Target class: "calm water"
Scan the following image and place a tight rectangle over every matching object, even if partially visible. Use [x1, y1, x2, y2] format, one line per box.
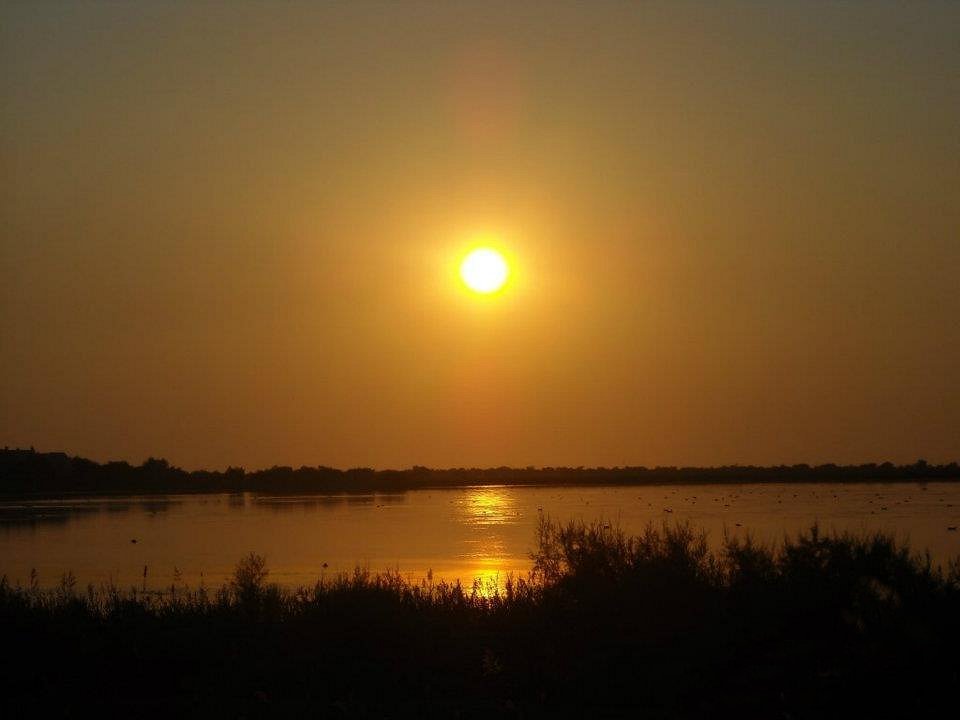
[2, 483, 959, 590]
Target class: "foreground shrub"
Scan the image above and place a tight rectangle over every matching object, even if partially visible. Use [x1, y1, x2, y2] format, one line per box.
[1, 520, 958, 718]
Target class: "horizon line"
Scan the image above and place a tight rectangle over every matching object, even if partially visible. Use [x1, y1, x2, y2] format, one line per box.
[4, 446, 956, 477]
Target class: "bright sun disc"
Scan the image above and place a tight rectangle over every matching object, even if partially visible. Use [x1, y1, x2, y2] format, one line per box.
[460, 248, 509, 293]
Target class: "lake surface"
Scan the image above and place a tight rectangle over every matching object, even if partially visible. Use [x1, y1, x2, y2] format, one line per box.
[2, 483, 959, 590]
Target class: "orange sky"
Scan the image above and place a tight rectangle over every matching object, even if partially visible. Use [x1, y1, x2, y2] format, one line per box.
[2, 1, 958, 470]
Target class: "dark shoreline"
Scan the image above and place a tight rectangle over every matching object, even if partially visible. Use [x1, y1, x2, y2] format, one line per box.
[3, 518, 958, 717]
[2, 447, 958, 497]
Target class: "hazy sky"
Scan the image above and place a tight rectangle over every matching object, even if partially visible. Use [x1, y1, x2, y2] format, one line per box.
[2, 1, 958, 470]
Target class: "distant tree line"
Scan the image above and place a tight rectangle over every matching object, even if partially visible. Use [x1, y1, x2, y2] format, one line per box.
[1, 447, 957, 496]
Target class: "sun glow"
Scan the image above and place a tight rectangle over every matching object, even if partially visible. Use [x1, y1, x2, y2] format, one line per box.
[460, 248, 509, 294]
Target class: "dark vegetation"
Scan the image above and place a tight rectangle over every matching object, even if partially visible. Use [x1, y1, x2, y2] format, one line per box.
[2, 446, 958, 496]
[2, 519, 958, 718]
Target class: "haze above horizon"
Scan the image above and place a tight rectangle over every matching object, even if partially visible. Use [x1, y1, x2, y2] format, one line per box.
[2, 1, 958, 470]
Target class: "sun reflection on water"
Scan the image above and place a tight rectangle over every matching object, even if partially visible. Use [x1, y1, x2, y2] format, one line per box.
[459, 486, 520, 527]
[450, 487, 527, 594]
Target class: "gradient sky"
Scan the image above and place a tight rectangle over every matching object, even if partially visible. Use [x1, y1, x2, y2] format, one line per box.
[2, 1, 958, 470]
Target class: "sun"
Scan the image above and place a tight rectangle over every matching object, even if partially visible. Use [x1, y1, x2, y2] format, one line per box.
[460, 248, 509, 294]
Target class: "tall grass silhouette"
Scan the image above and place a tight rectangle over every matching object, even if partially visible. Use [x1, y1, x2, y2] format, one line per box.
[2, 519, 958, 717]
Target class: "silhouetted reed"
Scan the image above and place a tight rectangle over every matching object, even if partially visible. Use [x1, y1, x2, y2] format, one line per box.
[2, 519, 958, 717]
